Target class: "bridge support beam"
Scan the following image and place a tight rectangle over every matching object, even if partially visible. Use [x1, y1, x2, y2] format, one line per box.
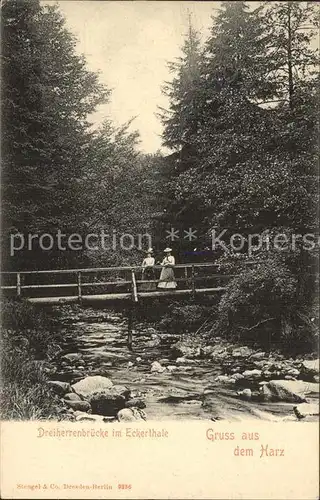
[127, 304, 136, 351]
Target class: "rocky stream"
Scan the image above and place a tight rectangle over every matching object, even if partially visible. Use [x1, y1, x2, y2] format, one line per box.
[47, 307, 319, 423]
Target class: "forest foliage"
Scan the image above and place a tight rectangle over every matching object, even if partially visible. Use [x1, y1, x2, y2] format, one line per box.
[159, 1, 319, 346]
[1, 0, 319, 349]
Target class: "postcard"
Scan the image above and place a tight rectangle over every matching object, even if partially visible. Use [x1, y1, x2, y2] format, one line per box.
[1, 1, 319, 499]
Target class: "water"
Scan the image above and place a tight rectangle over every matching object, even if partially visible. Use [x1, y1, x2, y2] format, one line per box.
[53, 307, 308, 422]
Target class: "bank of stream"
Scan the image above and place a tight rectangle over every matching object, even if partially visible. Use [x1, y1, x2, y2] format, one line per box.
[48, 306, 319, 422]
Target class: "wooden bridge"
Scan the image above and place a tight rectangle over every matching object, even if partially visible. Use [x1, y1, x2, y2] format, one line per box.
[0, 262, 238, 304]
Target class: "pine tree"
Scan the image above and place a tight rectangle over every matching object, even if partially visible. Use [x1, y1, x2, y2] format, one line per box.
[265, 1, 319, 109]
[1, 0, 109, 268]
[157, 18, 208, 245]
[205, 1, 276, 101]
[160, 17, 204, 152]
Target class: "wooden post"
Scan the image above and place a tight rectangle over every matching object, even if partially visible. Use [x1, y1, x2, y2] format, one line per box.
[77, 271, 82, 301]
[127, 306, 133, 351]
[191, 265, 196, 299]
[17, 273, 21, 298]
[131, 269, 138, 303]
[184, 266, 188, 289]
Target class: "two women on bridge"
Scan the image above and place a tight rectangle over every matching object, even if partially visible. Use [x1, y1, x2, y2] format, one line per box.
[141, 248, 177, 291]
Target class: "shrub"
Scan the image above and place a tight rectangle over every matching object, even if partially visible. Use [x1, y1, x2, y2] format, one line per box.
[0, 299, 65, 420]
[212, 258, 316, 351]
[159, 303, 213, 333]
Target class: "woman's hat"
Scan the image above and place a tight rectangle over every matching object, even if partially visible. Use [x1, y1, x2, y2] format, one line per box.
[146, 247, 153, 253]
[164, 247, 172, 252]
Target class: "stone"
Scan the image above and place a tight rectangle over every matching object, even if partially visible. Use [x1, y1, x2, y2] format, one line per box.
[232, 347, 254, 358]
[176, 357, 196, 365]
[75, 413, 105, 422]
[136, 357, 142, 362]
[200, 346, 215, 357]
[47, 381, 71, 396]
[64, 400, 91, 412]
[146, 327, 157, 335]
[112, 385, 131, 399]
[125, 398, 146, 409]
[250, 351, 266, 361]
[260, 380, 319, 403]
[203, 388, 215, 396]
[127, 361, 134, 368]
[302, 359, 319, 377]
[293, 403, 319, 419]
[176, 366, 193, 372]
[72, 375, 113, 398]
[73, 410, 87, 418]
[145, 338, 161, 348]
[215, 375, 234, 384]
[167, 365, 177, 372]
[64, 392, 82, 401]
[171, 341, 201, 359]
[237, 388, 252, 400]
[150, 361, 166, 373]
[242, 369, 262, 381]
[286, 368, 300, 378]
[157, 358, 169, 366]
[61, 353, 82, 363]
[232, 373, 245, 382]
[254, 360, 269, 369]
[210, 347, 228, 359]
[117, 408, 146, 422]
[89, 386, 130, 416]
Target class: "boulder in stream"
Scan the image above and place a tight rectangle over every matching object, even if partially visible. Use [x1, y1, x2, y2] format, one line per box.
[242, 369, 262, 381]
[250, 351, 266, 361]
[117, 408, 146, 422]
[171, 341, 201, 359]
[64, 400, 91, 412]
[75, 413, 113, 423]
[232, 346, 254, 358]
[215, 375, 235, 384]
[150, 361, 166, 373]
[89, 386, 130, 416]
[47, 381, 71, 396]
[145, 337, 161, 348]
[125, 398, 146, 409]
[285, 368, 300, 378]
[260, 379, 319, 403]
[61, 353, 83, 363]
[64, 393, 82, 402]
[232, 373, 245, 382]
[301, 359, 319, 377]
[293, 402, 319, 419]
[72, 375, 113, 398]
[237, 388, 252, 400]
[176, 357, 196, 365]
[167, 365, 177, 372]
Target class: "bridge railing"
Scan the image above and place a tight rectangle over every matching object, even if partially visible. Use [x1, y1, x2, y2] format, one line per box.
[0, 262, 240, 299]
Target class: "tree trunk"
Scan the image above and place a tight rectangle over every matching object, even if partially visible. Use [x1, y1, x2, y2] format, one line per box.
[287, 4, 294, 110]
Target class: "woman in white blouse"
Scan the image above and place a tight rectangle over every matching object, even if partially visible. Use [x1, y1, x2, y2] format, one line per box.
[140, 248, 156, 291]
[157, 248, 177, 289]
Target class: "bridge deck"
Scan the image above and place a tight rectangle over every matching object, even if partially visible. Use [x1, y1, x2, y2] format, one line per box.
[26, 287, 226, 304]
[0, 262, 253, 304]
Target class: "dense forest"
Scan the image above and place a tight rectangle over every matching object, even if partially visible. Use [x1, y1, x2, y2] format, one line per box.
[1, 0, 319, 347]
